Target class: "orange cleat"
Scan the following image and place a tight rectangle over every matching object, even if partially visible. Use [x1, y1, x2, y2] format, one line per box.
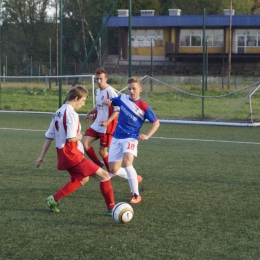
[130, 193, 142, 204]
[137, 175, 143, 184]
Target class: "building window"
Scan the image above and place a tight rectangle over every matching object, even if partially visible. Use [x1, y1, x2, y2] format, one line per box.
[191, 35, 201, 46]
[131, 29, 163, 47]
[247, 36, 256, 46]
[180, 29, 224, 47]
[236, 29, 259, 47]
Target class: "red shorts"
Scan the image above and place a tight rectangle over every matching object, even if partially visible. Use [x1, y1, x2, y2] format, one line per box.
[68, 158, 99, 181]
[84, 127, 113, 147]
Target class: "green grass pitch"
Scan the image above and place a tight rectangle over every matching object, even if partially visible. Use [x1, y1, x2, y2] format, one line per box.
[0, 112, 260, 259]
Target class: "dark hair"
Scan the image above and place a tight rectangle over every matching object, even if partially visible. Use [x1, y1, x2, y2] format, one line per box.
[127, 77, 141, 85]
[95, 67, 108, 77]
[66, 85, 88, 101]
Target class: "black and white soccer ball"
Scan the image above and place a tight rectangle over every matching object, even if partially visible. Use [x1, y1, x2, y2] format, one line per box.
[112, 202, 134, 224]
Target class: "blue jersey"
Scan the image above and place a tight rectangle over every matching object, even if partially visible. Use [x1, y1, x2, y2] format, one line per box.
[111, 94, 158, 139]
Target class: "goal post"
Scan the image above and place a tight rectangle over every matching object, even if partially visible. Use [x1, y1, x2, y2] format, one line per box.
[118, 76, 260, 126]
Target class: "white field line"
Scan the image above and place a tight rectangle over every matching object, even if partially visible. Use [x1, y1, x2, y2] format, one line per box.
[1, 127, 260, 145]
[151, 136, 260, 145]
[0, 128, 45, 132]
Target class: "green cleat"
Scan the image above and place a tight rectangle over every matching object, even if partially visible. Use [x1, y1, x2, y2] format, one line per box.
[106, 210, 113, 217]
[45, 195, 60, 213]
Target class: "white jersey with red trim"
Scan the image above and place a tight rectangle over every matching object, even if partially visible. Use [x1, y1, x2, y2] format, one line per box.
[90, 85, 119, 134]
[45, 104, 84, 170]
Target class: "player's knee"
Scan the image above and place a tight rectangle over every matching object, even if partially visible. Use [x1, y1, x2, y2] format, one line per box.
[95, 168, 109, 180]
[109, 163, 120, 174]
[99, 147, 107, 157]
[101, 171, 110, 180]
[81, 176, 89, 185]
[110, 168, 117, 174]
[82, 137, 88, 147]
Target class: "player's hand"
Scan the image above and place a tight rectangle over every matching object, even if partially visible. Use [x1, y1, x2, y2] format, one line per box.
[103, 99, 112, 106]
[138, 134, 149, 140]
[85, 114, 90, 123]
[100, 120, 109, 127]
[35, 157, 43, 167]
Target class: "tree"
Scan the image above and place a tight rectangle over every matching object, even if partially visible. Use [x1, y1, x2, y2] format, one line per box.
[3, 0, 50, 24]
[251, 0, 260, 14]
[159, 0, 255, 15]
[2, 0, 55, 74]
[116, 0, 161, 15]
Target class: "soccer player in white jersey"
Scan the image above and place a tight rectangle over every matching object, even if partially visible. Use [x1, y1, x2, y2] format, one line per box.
[103, 77, 160, 204]
[82, 67, 119, 172]
[35, 85, 115, 216]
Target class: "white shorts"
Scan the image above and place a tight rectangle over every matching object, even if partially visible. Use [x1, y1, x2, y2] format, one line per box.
[108, 137, 138, 162]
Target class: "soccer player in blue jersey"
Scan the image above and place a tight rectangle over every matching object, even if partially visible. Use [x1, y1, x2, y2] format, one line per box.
[103, 77, 160, 204]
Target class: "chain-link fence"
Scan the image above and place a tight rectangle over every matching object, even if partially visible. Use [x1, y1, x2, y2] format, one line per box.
[0, 1, 119, 78]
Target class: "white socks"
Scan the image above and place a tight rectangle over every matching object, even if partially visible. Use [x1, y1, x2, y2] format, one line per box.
[114, 167, 128, 179]
[125, 165, 139, 196]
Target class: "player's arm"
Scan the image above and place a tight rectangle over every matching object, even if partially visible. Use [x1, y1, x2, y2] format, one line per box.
[35, 138, 53, 167]
[85, 108, 97, 123]
[102, 99, 113, 106]
[101, 110, 119, 127]
[138, 120, 160, 141]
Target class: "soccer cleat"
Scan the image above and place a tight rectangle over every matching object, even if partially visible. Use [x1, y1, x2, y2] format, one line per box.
[99, 161, 104, 168]
[137, 175, 143, 184]
[130, 193, 142, 204]
[106, 210, 113, 216]
[45, 195, 60, 213]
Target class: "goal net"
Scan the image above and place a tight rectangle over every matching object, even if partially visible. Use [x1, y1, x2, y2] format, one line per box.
[118, 75, 260, 126]
[1, 74, 260, 126]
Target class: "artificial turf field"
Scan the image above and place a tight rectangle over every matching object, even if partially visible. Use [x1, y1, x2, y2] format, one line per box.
[0, 112, 260, 260]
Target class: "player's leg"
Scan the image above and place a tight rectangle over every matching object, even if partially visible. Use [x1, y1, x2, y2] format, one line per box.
[83, 132, 103, 167]
[99, 145, 109, 171]
[99, 133, 113, 172]
[108, 138, 127, 179]
[123, 153, 139, 195]
[109, 138, 142, 186]
[122, 138, 142, 204]
[111, 164, 128, 179]
[93, 167, 115, 216]
[45, 176, 89, 213]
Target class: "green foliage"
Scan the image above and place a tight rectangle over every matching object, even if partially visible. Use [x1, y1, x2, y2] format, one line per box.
[251, 0, 260, 14]
[1, 113, 260, 259]
[108, 77, 119, 85]
[160, 0, 256, 14]
[1, 0, 260, 78]
[117, 0, 161, 15]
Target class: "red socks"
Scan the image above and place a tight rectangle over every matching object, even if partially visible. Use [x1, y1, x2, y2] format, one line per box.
[103, 154, 110, 172]
[53, 176, 115, 211]
[99, 179, 115, 210]
[85, 146, 101, 166]
[54, 178, 83, 202]
[86, 146, 110, 171]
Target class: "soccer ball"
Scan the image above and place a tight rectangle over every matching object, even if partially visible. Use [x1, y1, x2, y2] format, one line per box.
[112, 202, 134, 224]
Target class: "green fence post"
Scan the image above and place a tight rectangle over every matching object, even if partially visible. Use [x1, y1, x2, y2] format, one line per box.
[59, 0, 63, 107]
